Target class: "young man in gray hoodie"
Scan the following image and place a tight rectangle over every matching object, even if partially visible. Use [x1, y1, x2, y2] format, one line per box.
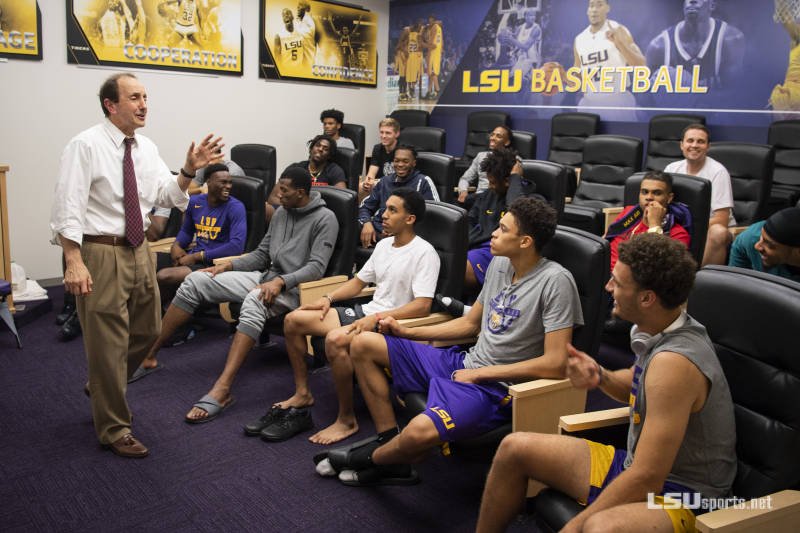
[137, 165, 339, 424]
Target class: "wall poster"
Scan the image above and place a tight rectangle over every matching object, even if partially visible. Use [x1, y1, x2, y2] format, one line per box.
[0, 0, 42, 60]
[388, 0, 800, 125]
[260, 0, 378, 87]
[67, 0, 243, 75]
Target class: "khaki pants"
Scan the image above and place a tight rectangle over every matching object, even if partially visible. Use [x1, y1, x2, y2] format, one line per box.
[77, 241, 160, 444]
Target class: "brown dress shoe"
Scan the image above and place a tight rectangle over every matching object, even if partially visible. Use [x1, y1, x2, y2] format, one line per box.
[105, 433, 149, 458]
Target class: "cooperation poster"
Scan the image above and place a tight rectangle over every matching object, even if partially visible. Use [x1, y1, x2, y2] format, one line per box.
[67, 0, 243, 75]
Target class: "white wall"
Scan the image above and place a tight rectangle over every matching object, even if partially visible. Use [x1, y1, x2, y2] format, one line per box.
[0, 1, 389, 280]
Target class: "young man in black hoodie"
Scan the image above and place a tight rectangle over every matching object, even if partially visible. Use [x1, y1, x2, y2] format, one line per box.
[438, 148, 540, 317]
[135, 166, 339, 424]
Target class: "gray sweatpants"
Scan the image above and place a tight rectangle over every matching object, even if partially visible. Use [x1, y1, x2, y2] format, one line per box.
[172, 270, 297, 340]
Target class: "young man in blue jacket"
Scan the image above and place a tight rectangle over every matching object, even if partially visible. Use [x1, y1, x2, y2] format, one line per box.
[358, 145, 439, 248]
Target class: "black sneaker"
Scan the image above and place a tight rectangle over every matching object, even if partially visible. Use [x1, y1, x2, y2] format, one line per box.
[243, 406, 288, 436]
[434, 294, 465, 317]
[260, 407, 313, 442]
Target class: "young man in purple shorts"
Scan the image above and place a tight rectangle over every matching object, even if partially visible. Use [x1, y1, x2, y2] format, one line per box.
[476, 235, 736, 533]
[314, 197, 583, 485]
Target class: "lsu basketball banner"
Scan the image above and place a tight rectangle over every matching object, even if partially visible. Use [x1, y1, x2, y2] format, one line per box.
[388, 0, 800, 125]
[66, 0, 243, 75]
[0, 0, 42, 60]
[259, 0, 378, 87]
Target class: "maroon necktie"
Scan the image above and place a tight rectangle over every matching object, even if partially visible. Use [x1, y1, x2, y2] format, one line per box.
[123, 137, 144, 247]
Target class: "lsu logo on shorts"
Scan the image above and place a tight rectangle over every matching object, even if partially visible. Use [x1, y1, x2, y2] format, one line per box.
[429, 406, 455, 430]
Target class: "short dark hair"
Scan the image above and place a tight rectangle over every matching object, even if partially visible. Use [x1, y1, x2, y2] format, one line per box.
[507, 197, 557, 252]
[641, 170, 673, 194]
[320, 109, 344, 125]
[481, 147, 517, 180]
[390, 187, 426, 226]
[204, 163, 230, 181]
[617, 234, 696, 309]
[98, 73, 137, 117]
[681, 123, 710, 142]
[307, 134, 337, 160]
[280, 164, 312, 194]
[394, 144, 418, 160]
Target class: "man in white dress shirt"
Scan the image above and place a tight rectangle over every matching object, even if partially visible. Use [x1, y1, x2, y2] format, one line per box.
[50, 73, 222, 458]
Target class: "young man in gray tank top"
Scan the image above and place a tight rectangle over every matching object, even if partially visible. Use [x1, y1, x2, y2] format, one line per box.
[477, 234, 736, 533]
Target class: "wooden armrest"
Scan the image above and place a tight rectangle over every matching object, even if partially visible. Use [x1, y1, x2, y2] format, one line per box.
[213, 254, 242, 265]
[397, 312, 452, 328]
[603, 206, 624, 234]
[574, 167, 581, 184]
[695, 490, 800, 533]
[565, 197, 572, 204]
[559, 407, 629, 433]
[148, 237, 175, 254]
[603, 206, 624, 217]
[358, 286, 377, 298]
[452, 187, 477, 193]
[298, 275, 349, 306]
[510, 378, 587, 435]
[188, 183, 206, 196]
[219, 302, 236, 323]
[728, 225, 748, 237]
[510, 378, 588, 497]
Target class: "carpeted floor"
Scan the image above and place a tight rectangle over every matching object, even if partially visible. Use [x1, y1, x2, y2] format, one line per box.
[0, 287, 630, 532]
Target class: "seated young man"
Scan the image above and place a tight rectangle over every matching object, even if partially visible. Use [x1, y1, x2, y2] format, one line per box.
[456, 125, 523, 205]
[320, 108, 355, 151]
[729, 206, 800, 282]
[360, 118, 401, 202]
[605, 170, 691, 271]
[266, 135, 346, 223]
[245, 188, 440, 444]
[316, 197, 582, 486]
[476, 235, 736, 533]
[465, 147, 540, 291]
[664, 124, 734, 266]
[358, 145, 439, 249]
[154, 163, 247, 300]
[144, 158, 245, 242]
[134, 166, 339, 424]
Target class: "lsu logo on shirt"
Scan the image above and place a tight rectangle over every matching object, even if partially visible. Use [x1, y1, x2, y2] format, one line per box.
[429, 406, 455, 430]
[486, 290, 520, 334]
[196, 215, 222, 241]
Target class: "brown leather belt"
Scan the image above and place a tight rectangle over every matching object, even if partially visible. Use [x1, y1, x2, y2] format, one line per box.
[83, 235, 134, 247]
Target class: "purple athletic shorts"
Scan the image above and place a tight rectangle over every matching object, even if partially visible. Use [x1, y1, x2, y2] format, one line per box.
[467, 241, 493, 285]
[385, 336, 512, 442]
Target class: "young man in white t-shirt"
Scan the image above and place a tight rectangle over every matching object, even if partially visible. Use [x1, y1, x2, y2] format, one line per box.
[664, 124, 735, 265]
[244, 188, 440, 446]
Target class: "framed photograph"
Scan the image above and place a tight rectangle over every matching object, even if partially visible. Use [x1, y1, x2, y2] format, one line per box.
[66, 0, 243, 75]
[0, 0, 42, 61]
[260, 0, 378, 87]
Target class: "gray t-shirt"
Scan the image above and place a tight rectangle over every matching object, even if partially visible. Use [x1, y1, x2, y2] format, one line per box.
[464, 256, 583, 373]
[625, 315, 736, 499]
